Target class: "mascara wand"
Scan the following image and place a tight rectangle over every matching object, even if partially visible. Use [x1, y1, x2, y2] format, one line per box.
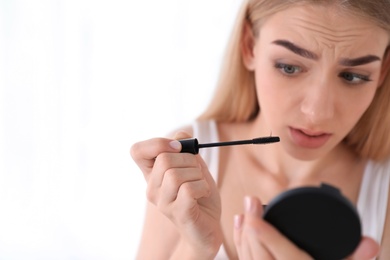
[179, 136, 280, 154]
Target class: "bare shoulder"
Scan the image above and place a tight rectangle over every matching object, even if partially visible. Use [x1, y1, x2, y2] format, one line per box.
[166, 124, 194, 138]
[379, 179, 390, 259]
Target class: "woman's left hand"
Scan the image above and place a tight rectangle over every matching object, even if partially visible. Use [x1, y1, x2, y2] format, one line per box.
[233, 196, 379, 260]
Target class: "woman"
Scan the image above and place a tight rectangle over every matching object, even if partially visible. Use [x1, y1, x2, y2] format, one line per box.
[131, 0, 390, 259]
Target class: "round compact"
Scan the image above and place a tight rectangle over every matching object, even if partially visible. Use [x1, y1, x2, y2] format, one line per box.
[263, 183, 361, 260]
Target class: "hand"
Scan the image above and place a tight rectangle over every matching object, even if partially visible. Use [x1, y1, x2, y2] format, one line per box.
[233, 196, 379, 260]
[130, 131, 222, 256]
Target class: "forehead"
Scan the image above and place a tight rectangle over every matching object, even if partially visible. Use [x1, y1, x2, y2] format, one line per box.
[258, 4, 389, 55]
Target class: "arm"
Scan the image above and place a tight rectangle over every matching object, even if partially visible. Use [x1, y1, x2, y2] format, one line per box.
[132, 131, 223, 260]
[136, 201, 180, 260]
[137, 201, 220, 260]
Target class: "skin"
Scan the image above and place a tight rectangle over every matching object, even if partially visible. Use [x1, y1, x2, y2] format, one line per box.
[131, 3, 390, 260]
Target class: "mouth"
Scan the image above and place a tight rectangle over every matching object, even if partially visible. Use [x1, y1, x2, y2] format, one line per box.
[289, 127, 332, 149]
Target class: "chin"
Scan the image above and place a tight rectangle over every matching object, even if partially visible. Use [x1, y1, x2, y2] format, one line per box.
[284, 143, 328, 161]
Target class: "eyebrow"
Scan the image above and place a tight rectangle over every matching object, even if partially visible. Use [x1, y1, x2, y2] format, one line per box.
[339, 55, 381, 67]
[272, 39, 381, 66]
[272, 39, 318, 60]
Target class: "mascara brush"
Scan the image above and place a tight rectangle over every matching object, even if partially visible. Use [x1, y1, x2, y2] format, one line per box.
[179, 136, 280, 154]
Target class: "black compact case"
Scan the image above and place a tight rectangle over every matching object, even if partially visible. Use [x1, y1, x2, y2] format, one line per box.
[263, 183, 361, 260]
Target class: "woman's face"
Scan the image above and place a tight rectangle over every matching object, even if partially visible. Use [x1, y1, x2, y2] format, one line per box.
[246, 4, 390, 160]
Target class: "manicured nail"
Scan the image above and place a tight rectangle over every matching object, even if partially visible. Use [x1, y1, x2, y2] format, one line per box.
[169, 140, 181, 150]
[245, 196, 254, 213]
[234, 214, 243, 229]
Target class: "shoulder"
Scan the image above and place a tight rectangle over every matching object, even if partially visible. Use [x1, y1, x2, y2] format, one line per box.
[373, 158, 390, 259]
[368, 159, 390, 170]
[364, 159, 390, 184]
[166, 120, 216, 139]
[379, 180, 390, 259]
[166, 124, 194, 138]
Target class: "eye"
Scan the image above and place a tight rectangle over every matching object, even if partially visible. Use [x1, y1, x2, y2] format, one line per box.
[339, 72, 371, 84]
[275, 63, 302, 76]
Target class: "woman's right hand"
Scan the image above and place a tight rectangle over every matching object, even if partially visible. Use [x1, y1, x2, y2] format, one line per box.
[130, 131, 223, 258]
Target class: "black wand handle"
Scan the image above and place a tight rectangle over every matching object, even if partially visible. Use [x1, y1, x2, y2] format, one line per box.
[179, 138, 200, 154]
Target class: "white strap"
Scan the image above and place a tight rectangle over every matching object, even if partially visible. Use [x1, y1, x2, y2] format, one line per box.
[357, 160, 390, 244]
[193, 120, 220, 181]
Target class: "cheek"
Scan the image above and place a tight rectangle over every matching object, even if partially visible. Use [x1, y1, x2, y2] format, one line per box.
[254, 65, 296, 114]
[254, 70, 293, 129]
[340, 91, 376, 129]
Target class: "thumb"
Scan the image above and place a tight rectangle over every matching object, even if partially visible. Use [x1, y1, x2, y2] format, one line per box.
[244, 196, 264, 219]
[348, 236, 379, 260]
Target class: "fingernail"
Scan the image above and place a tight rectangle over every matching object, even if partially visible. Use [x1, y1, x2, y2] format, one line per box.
[234, 214, 243, 229]
[169, 140, 181, 151]
[245, 196, 254, 213]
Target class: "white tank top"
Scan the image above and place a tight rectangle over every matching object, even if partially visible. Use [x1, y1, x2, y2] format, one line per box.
[193, 120, 390, 260]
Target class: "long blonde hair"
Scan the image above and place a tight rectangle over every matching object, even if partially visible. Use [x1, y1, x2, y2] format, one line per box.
[198, 0, 390, 161]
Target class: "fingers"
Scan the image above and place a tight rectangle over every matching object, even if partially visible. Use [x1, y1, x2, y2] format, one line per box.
[234, 196, 312, 260]
[157, 167, 210, 210]
[130, 137, 182, 178]
[130, 130, 193, 179]
[132, 131, 214, 221]
[233, 197, 263, 247]
[233, 214, 244, 246]
[253, 215, 311, 260]
[234, 215, 258, 259]
[171, 179, 212, 223]
[145, 151, 208, 209]
[149, 152, 200, 193]
[347, 236, 379, 260]
[234, 197, 274, 259]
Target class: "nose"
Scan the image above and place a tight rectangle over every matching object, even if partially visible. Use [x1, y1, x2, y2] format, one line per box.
[300, 81, 335, 124]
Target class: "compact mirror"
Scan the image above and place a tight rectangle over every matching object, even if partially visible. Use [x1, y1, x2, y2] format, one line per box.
[263, 183, 361, 260]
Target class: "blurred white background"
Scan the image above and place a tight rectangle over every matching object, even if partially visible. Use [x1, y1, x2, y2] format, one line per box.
[0, 0, 242, 259]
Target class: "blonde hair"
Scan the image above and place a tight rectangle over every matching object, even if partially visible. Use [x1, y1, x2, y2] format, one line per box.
[198, 0, 390, 161]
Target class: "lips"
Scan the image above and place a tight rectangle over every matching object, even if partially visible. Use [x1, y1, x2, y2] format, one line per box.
[289, 127, 332, 149]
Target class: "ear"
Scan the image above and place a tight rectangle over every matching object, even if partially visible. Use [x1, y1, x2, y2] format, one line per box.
[378, 47, 390, 86]
[241, 21, 256, 71]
